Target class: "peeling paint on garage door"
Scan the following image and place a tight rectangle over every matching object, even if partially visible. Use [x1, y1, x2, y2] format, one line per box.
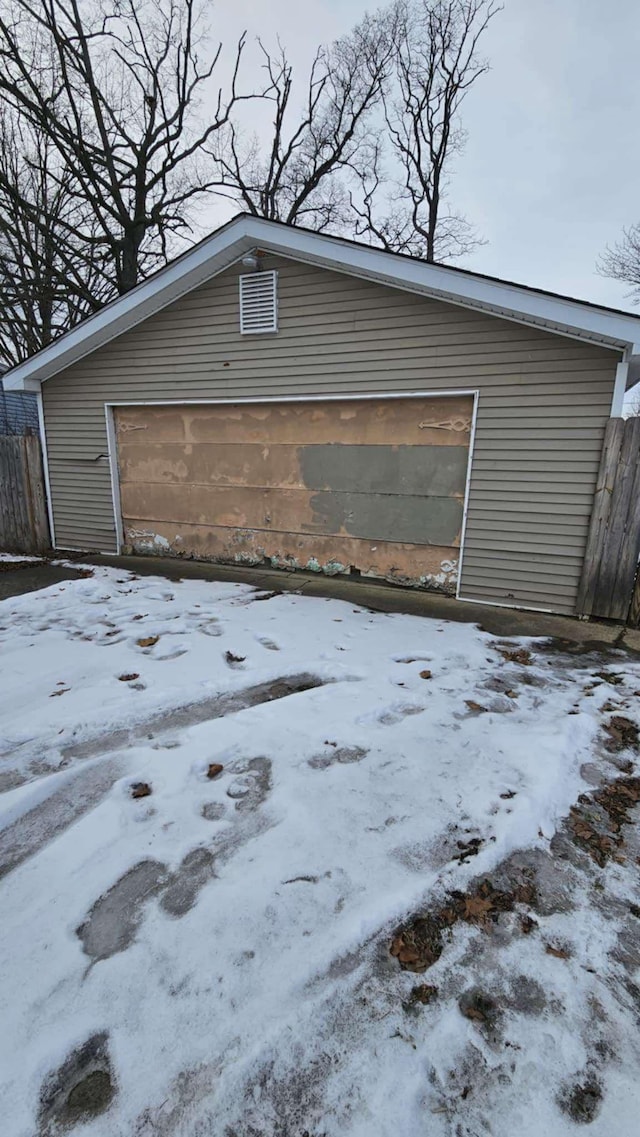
[114, 396, 474, 591]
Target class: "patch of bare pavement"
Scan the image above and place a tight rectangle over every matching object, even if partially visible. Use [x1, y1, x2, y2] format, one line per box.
[0, 558, 89, 601]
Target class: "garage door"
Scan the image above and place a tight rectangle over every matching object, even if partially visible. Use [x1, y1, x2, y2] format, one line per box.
[114, 396, 473, 591]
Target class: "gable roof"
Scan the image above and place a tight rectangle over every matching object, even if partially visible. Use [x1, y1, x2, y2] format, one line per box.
[5, 213, 640, 396]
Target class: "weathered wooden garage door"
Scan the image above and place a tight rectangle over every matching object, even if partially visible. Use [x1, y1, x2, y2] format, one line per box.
[115, 396, 473, 591]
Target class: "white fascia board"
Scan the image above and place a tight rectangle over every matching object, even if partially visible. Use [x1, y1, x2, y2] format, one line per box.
[3, 221, 256, 390]
[246, 218, 640, 353]
[6, 213, 640, 391]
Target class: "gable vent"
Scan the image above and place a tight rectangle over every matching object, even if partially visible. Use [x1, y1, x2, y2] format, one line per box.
[239, 270, 278, 334]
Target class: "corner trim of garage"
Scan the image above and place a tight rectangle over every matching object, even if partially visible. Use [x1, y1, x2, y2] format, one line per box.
[105, 403, 125, 552]
[454, 389, 479, 602]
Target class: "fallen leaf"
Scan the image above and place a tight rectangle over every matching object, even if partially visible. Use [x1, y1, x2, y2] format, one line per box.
[572, 819, 596, 840]
[463, 894, 494, 922]
[465, 700, 487, 714]
[137, 635, 159, 648]
[49, 688, 70, 697]
[499, 790, 516, 799]
[420, 669, 432, 680]
[118, 673, 139, 682]
[595, 671, 624, 686]
[398, 945, 421, 964]
[453, 837, 482, 863]
[461, 1004, 487, 1022]
[409, 984, 438, 1005]
[131, 782, 152, 799]
[545, 943, 571, 959]
[498, 648, 532, 665]
[520, 914, 537, 935]
[207, 762, 224, 779]
[225, 650, 246, 664]
[505, 689, 518, 699]
[132, 614, 146, 621]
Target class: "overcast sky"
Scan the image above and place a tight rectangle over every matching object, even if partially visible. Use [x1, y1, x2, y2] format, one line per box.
[209, 0, 640, 312]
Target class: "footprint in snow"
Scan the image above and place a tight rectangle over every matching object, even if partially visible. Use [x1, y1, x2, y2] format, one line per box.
[256, 636, 280, 651]
[375, 704, 425, 726]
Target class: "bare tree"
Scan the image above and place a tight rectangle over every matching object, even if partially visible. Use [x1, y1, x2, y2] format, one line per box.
[0, 0, 247, 296]
[209, 17, 394, 233]
[598, 226, 640, 304]
[624, 383, 640, 418]
[351, 0, 499, 262]
[0, 107, 112, 369]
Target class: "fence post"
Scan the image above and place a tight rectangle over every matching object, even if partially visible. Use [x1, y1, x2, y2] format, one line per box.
[576, 417, 640, 622]
[0, 434, 50, 553]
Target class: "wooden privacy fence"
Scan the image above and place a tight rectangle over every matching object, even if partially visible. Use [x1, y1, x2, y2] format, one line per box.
[0, 434, 50, 554]
[576, 416, 640, 623]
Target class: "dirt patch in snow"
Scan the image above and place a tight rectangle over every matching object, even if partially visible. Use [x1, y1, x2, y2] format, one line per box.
[38, 1031, 115, 1134]
[557, 1075, 604, 1125]
[391, 757, 640, 976]
[566, 774, 640, 867]
[391, 873, 537, 973]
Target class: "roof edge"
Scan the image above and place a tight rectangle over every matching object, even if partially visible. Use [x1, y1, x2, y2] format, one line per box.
[5, 213, 640, 391]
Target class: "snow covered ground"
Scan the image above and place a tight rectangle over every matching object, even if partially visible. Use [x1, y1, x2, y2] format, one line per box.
[1, 565, 639, 1136]
[0, 552, 43, 564]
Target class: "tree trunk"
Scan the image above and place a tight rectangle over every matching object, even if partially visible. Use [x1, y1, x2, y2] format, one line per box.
[118, 226, 145, 293]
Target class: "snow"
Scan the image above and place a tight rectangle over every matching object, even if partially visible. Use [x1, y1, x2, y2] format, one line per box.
[1, 565, 639, 1136]
[0, 552, 42, 563]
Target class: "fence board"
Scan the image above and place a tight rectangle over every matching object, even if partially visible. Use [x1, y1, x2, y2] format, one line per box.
[576, 417, 640, 621]
[0, 435, 50, 553]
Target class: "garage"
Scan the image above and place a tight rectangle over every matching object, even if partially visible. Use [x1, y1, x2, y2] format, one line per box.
[7, 215, 637, 613]
[114, 394, 474, 591]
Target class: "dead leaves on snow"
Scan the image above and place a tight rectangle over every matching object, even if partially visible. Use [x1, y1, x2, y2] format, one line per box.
[568, 775, 640, 867]
[130, 782, 152, 799]
[462, 893, 495, 922]
[452, 836, 483, 864]
[390, 878, 536, 973]
[545, 942, 572, 960]
[118, 673, 139, 682]
[465, 700, 487, 714]
[497, 647, 533, 666]
[406, 983, 438, 1007]
[603, 716, 639, 751]
[137, 635, 159, 648]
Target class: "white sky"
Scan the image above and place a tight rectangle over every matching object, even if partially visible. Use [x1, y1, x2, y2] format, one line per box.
[204, 0, 640, 312]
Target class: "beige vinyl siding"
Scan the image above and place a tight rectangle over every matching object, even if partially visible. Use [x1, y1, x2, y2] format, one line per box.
[41, 254, 620, 613]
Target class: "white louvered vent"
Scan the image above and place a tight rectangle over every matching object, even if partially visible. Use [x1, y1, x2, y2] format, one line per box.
[239, 270, 278, 334]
